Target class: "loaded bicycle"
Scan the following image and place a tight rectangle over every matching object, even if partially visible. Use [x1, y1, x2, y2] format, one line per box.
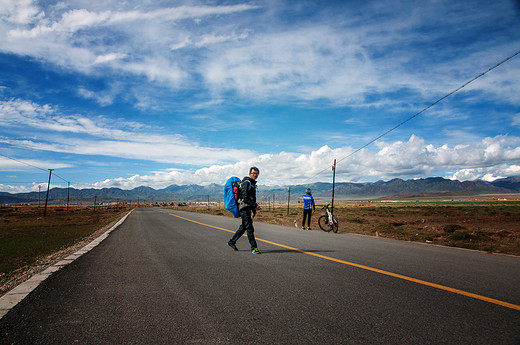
[318, 204, 339, 233]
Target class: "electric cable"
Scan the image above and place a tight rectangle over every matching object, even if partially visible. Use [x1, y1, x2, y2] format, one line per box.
[303, 48, 520, 184]
[0, 152, 48, 172]
[53, 172, 69, 183]
[0, 152, 71, 185]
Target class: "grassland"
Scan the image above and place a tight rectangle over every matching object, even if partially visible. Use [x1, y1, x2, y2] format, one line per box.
[171, 200, 520, 256]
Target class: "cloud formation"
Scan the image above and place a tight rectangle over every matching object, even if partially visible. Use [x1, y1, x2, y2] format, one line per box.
[0, 98, 256, 165]
[1, 1, 519, 193]
[2, 0, 518, 108]
[1, 1, 260, 91]
[82, 135, 520, 190]
[1, 94, 518, 191]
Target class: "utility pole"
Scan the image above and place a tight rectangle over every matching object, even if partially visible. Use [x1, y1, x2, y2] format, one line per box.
[331, 159, 336, 214]
[67, 181, 70, 212]
[287, 187, 291, 216]
[44, 169, 53, 217]
[38, 185, 41, 207]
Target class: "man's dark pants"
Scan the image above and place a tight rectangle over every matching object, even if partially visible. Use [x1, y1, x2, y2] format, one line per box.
[229, 209, 258, 250]
[302, 208, 312, 228]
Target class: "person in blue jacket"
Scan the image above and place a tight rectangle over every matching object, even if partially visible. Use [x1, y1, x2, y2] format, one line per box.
[302, 188, 315, 230]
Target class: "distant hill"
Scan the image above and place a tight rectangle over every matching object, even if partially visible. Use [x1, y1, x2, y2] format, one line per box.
[487, 176, 520, 191]
[1, 176, 518, 205]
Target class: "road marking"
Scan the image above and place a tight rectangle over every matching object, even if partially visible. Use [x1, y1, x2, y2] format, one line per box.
[169, 212, 520, 311]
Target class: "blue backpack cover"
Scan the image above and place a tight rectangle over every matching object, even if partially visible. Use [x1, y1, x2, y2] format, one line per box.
[224, 176, 241, 218]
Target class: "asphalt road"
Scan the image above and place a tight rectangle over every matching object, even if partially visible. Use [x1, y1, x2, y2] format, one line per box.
[1, 207, 519, 344]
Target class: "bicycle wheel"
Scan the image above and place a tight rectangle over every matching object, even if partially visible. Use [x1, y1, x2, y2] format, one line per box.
[318, 215, 330, 232]
[331, 215, 339, 233]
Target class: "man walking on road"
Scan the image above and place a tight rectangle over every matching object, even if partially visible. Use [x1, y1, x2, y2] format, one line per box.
[227, 167, 262, 254]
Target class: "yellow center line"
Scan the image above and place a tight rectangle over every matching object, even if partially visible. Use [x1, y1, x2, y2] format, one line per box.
[169, 213, 520, 311]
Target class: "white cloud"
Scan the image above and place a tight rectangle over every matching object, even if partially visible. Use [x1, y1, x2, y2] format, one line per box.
[77, 87, 115, 106]
[446, 165, 520, 182]
[369, 135, 520, 176]
[0, 98, 256, 165]
[2, 137, 255, 166]
[2, 110, 520, 190]
[0, 156, 71, 171]
[93, 53, 127, 64]
[0, 183, 43, 193]
[200, 17, 520, 107]
[0, 2, 260, 89]
[1, 1, 517, 108]
[194, 31, 250, 47]
[0, 0, 43, 25]
[202, 26, 380, 104]
[121, 58, 186, 87]
[0, 98, 55, 125]
[5, 4, 260, 37]
[0, 98, 111, 134]
[78, 134, 520, 189]
[170, 37, 192, 51]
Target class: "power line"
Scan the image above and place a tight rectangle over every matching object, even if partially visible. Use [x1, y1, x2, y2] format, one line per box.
[53, 172, 69, 183]
[0, 152, 48, 172]
[304, 48, 520, 184]
[0, 181, 47, 184]
[0, 152, 71, 184]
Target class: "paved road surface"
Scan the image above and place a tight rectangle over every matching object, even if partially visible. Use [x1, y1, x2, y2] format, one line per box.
[1, 207, 519, 344]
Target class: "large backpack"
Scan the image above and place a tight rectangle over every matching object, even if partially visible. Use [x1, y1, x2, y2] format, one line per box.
[224, 176, 241, 218]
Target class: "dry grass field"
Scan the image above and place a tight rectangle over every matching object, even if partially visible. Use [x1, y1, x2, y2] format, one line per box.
[172, 200, 520, 256]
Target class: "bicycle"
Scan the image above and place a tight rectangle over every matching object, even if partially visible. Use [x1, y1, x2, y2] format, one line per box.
[318, 204, 339, 233]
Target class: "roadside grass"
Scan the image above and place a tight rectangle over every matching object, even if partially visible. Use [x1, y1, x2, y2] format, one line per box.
[169, 201, 520, 256]
[0, 205, 133, 291]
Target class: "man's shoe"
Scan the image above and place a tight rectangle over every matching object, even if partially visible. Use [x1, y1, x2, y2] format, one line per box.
[307, 227, 311, 230]
[227, 243, 238, 251]
[251, 248, 261, 254]
[302, 227, 305, 230]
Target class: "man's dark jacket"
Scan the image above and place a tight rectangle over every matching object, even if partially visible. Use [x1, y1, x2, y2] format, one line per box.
[238, 176, 258, 212]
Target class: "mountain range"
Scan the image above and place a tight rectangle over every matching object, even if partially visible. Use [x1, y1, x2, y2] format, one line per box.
[1, 176, 520, 205]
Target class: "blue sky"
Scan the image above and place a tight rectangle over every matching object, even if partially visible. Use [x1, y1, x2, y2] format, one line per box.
[1, 0, 520, 192]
